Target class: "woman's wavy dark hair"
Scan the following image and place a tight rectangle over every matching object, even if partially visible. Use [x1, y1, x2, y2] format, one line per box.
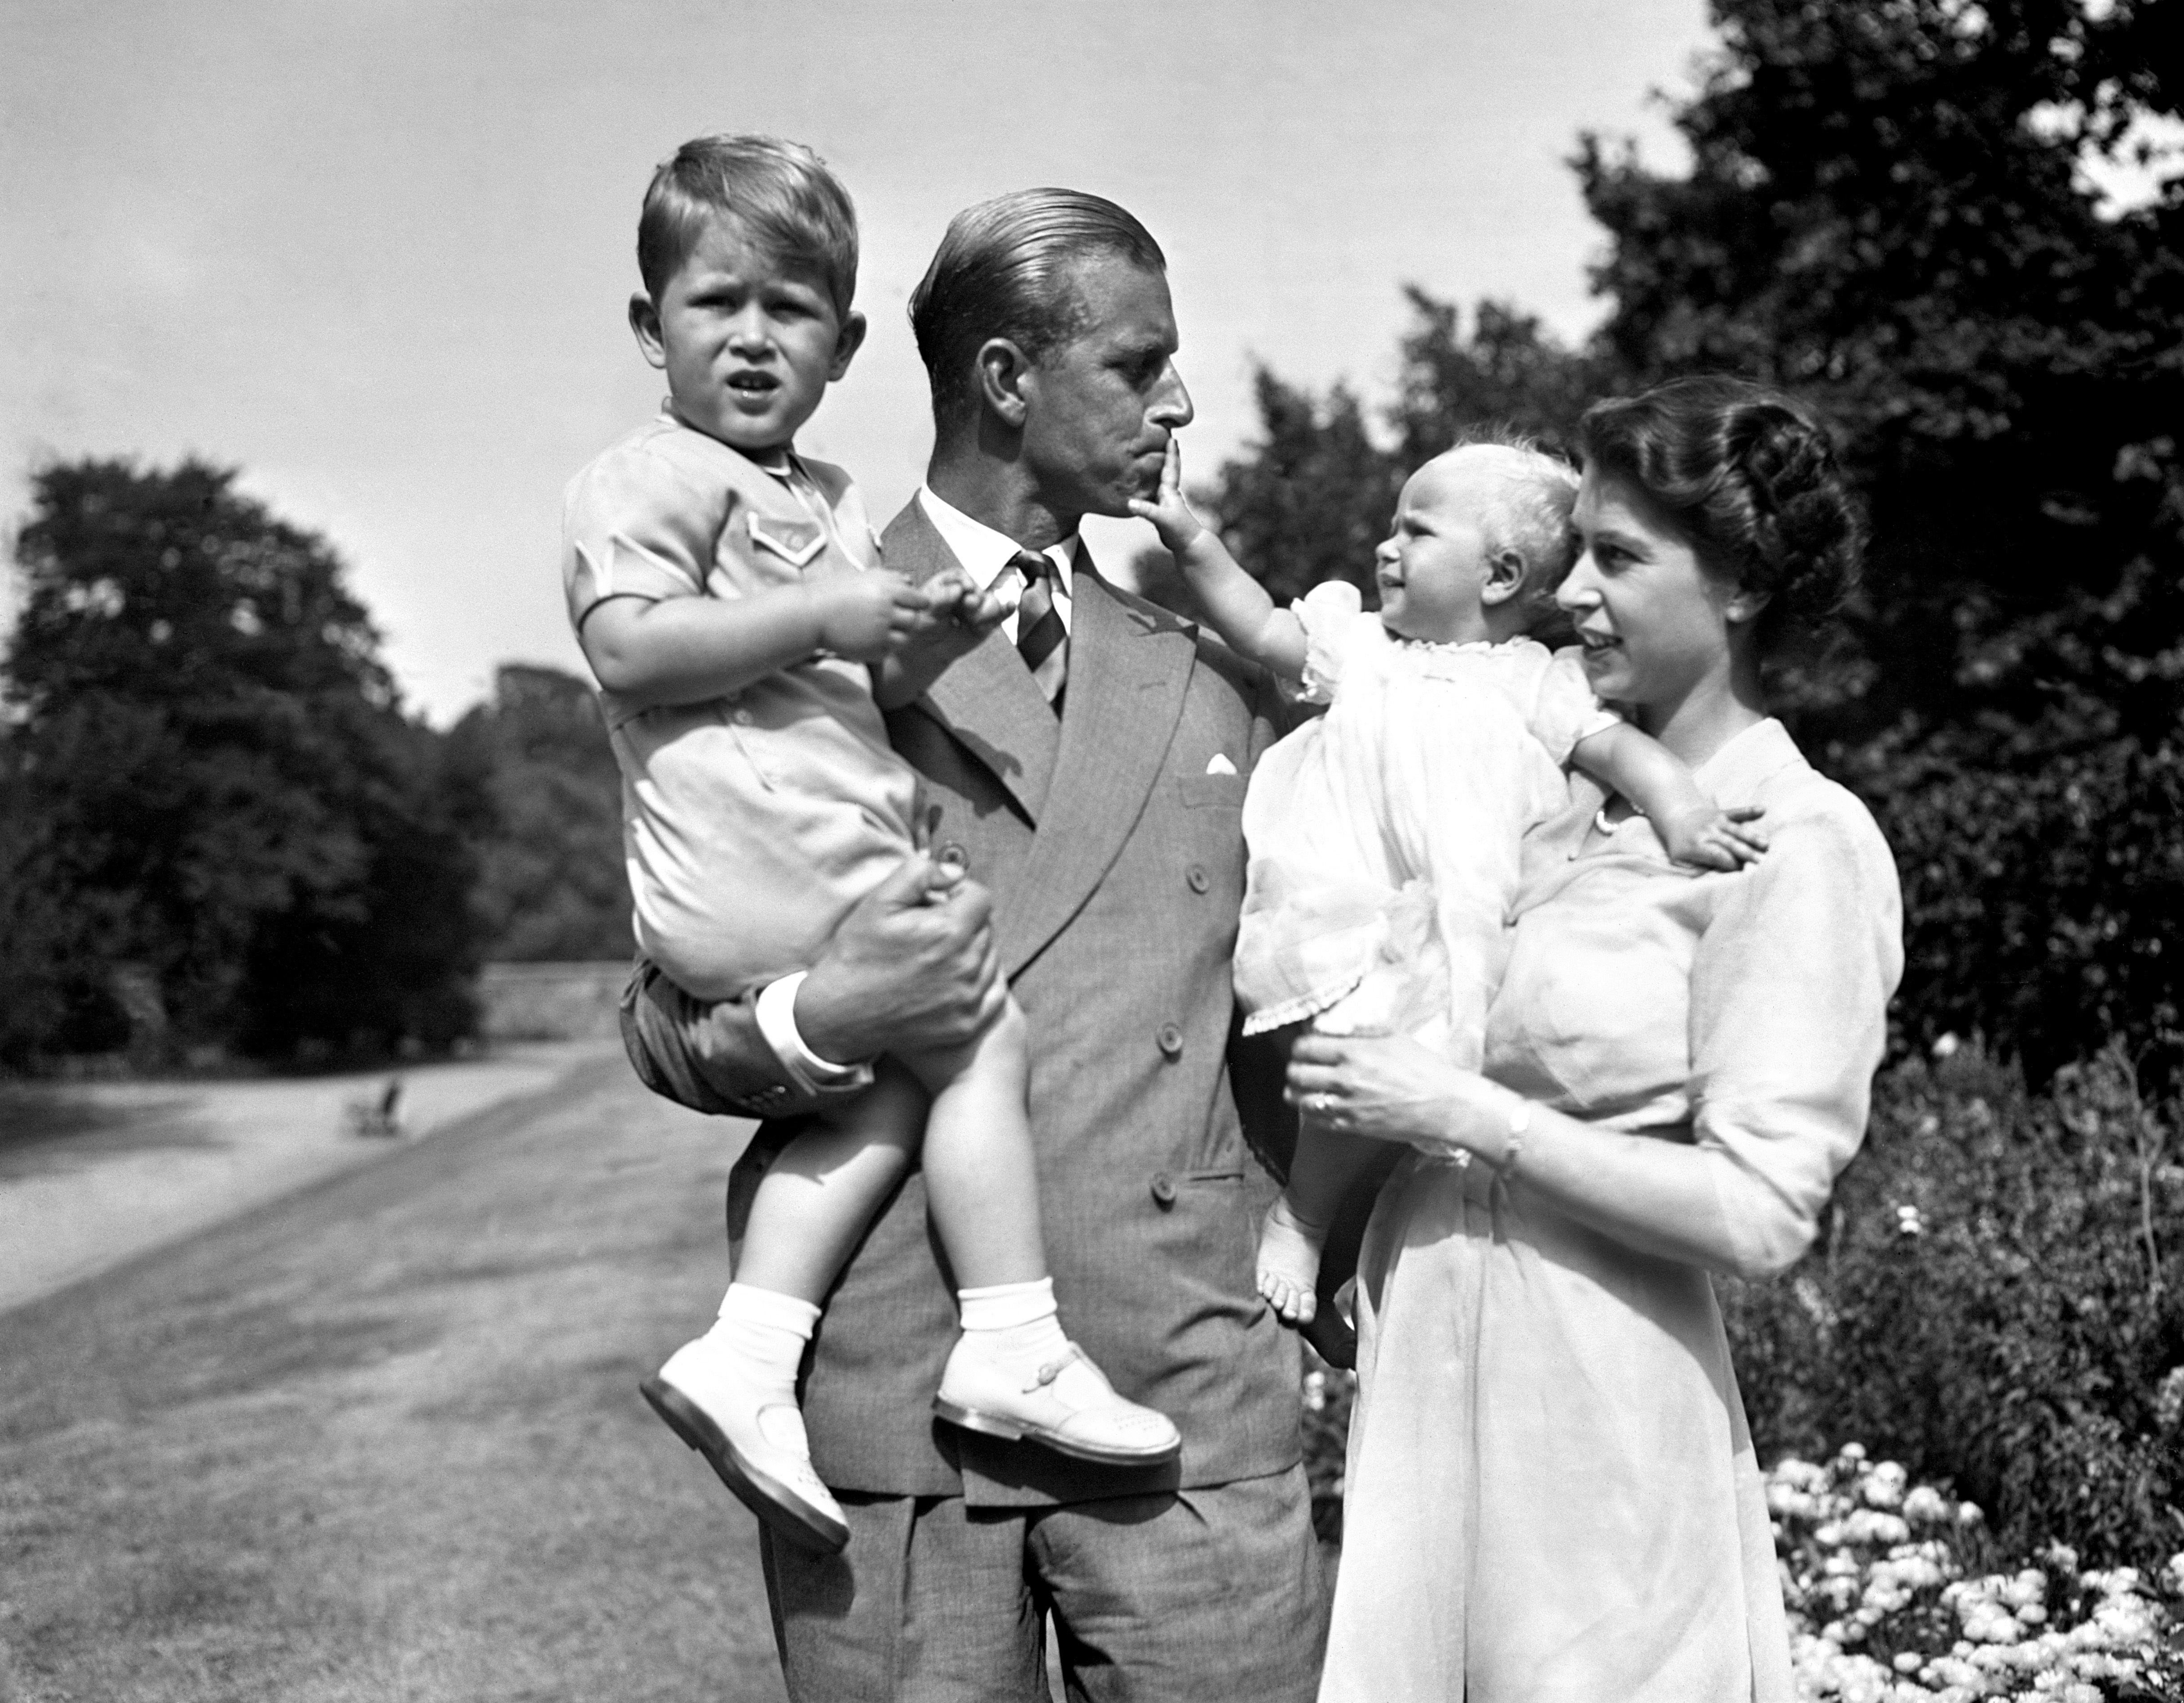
[1577, 376, 1865, 653]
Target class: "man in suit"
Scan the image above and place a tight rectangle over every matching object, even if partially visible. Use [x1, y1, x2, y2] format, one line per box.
[622, 188, 1327, 1701]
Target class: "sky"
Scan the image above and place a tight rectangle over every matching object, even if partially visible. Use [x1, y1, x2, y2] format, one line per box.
[1, 0, 1715, 723]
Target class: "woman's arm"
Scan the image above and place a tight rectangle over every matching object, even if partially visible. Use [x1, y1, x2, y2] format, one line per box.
[1288, 798, 1902, 1279]
[581, 571, 937, 710]
[1129, 441, 1309, 683]
[1286, 1028, 1761, 1271]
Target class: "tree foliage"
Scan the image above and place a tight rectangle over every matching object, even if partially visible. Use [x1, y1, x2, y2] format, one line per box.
[446, 664, 631, 963]
[0, 458, 483, 1067]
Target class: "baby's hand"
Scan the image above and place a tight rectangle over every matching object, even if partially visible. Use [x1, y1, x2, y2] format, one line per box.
[1127, 439, 1208, 555]
[1656, 802, 1768, 871]
[810, 569, 934, 662]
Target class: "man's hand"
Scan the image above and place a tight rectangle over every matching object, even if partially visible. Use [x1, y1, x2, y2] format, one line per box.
[794, 852, 1004, 1062]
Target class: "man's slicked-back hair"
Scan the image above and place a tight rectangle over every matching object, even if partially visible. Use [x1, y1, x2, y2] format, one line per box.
[637, 134, 859, 320]
[909, 189, 1166, 425]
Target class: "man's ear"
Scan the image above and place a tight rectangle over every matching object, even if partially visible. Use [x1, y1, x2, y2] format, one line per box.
[629, 292, 666, 370]
[973, 337, 1033, 429]
[1479, 548, 1528, 607]
[828, 310, 868, 381]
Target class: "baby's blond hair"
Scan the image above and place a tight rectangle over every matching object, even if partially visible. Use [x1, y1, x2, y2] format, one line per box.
[1433, 435, 1580, 632]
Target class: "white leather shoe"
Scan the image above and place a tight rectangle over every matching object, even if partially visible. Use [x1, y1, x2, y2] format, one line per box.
[933, 1338, 1182, 1466]
[640, 1336, 849, 1554]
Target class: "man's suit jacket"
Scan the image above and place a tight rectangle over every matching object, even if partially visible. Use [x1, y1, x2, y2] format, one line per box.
[629, 496, 1305, 1508]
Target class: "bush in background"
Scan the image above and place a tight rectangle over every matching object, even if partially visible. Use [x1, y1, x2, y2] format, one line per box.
[1722, 1041, 2182, 1567]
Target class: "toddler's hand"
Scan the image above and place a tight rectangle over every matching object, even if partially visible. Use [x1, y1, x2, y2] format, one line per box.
[810, 570, 933, 662]
[1656, 802, 1768, 871]
[1126, 440, 1208, 555]
[923, 566, 1010, 637]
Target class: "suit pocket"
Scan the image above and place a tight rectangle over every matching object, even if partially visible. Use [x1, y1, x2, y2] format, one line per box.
[1179, 772, 1248, 809]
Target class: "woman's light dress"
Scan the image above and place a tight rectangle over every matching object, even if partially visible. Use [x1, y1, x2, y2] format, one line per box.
[1321, 718, 1902, 1703]
[1234, 581, 1614, 1056]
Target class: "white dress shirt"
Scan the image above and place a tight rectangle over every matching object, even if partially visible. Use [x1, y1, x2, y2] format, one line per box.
[916, 486, 1076, 642]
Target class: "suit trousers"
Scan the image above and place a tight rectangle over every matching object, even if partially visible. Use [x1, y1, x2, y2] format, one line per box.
[759, 1466, 1329, 1703]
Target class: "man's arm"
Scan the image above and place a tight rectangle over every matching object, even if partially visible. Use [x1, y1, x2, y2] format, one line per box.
[620, 853, 1005, 1118]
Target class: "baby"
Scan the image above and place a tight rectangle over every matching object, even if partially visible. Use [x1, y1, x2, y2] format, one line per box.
[564, 136, 1178, 1555]
[1133, 438, 1766, 1322]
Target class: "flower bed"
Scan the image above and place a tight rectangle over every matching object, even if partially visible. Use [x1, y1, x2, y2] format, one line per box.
[1773, 1445, 2183, 1701]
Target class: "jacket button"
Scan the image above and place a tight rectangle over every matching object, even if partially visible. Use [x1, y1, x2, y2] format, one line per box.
[1156, 1023, 1184, 1059]
[733, 708, 754, 725]
[1150, 1171, 1177, 1206]
[1186, 864, 1210, 893]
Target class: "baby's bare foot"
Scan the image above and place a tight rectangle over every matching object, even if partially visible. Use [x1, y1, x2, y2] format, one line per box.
[1256, 1197, 1326, 1326]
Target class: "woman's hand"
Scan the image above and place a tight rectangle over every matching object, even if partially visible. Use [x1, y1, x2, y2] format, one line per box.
[1286, 1030, 1513, 1162]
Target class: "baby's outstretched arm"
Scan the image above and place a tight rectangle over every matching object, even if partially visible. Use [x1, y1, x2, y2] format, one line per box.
[581, 571, 942, 710]
[1570, 722, 1769, 870]
[1129, 441, 1308, 684]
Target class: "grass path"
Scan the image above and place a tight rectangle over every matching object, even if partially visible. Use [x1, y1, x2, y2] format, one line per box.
[0, 1050, 789, 1703]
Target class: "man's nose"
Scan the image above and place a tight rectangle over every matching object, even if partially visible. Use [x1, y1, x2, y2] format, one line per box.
[1150, 363, 1193, 430]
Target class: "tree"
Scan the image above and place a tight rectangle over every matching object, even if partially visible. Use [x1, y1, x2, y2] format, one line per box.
[1388, 291, 1618, 468]
[0, 458, 484, 1066]
[446, 664, 631, 963]
[1203, 370, 1400, 608]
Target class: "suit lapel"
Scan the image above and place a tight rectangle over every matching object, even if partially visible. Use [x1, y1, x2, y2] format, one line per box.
[885, 501, 1058, 821]
[996, 562, 1196, 977]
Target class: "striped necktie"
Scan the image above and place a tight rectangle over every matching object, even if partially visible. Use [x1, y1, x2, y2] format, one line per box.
[1009, 549, 1067, 713]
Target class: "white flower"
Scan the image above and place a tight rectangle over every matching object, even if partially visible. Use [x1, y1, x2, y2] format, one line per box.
[1864, 1462, 1911, 1508]
[1932, 1032, 1961, 1058]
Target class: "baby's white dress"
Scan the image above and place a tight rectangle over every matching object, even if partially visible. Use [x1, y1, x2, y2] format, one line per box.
[1235, 581, 1615, 1063]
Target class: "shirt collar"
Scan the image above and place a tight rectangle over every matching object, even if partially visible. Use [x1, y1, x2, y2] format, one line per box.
[660, 400, 796, 479]
[916, 486, 1077, 599]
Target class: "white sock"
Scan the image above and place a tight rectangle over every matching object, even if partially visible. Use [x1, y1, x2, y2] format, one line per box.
[957, 1276, 1070, 1374]
[707, 1283, 820, 1404]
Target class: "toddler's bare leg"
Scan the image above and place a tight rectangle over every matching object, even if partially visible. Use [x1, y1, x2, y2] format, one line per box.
[642, 1067, 926, 1557]
[733, 1064, 926, 1301]
[898, 997, 1045, 1287]
[1258, 1124, 1379, 1325]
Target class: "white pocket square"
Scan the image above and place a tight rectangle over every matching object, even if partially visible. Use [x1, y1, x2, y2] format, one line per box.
[1204, 753, 1238, 776]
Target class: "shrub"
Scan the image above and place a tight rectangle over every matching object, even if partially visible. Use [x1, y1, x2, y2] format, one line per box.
[1721, 1040, 2183, 1567]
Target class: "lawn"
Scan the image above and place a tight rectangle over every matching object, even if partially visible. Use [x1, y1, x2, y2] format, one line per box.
[0, 1050, 788, 1703]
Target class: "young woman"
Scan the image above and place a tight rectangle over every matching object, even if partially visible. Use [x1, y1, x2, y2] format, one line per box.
[1292, 376, 1904, 1702]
